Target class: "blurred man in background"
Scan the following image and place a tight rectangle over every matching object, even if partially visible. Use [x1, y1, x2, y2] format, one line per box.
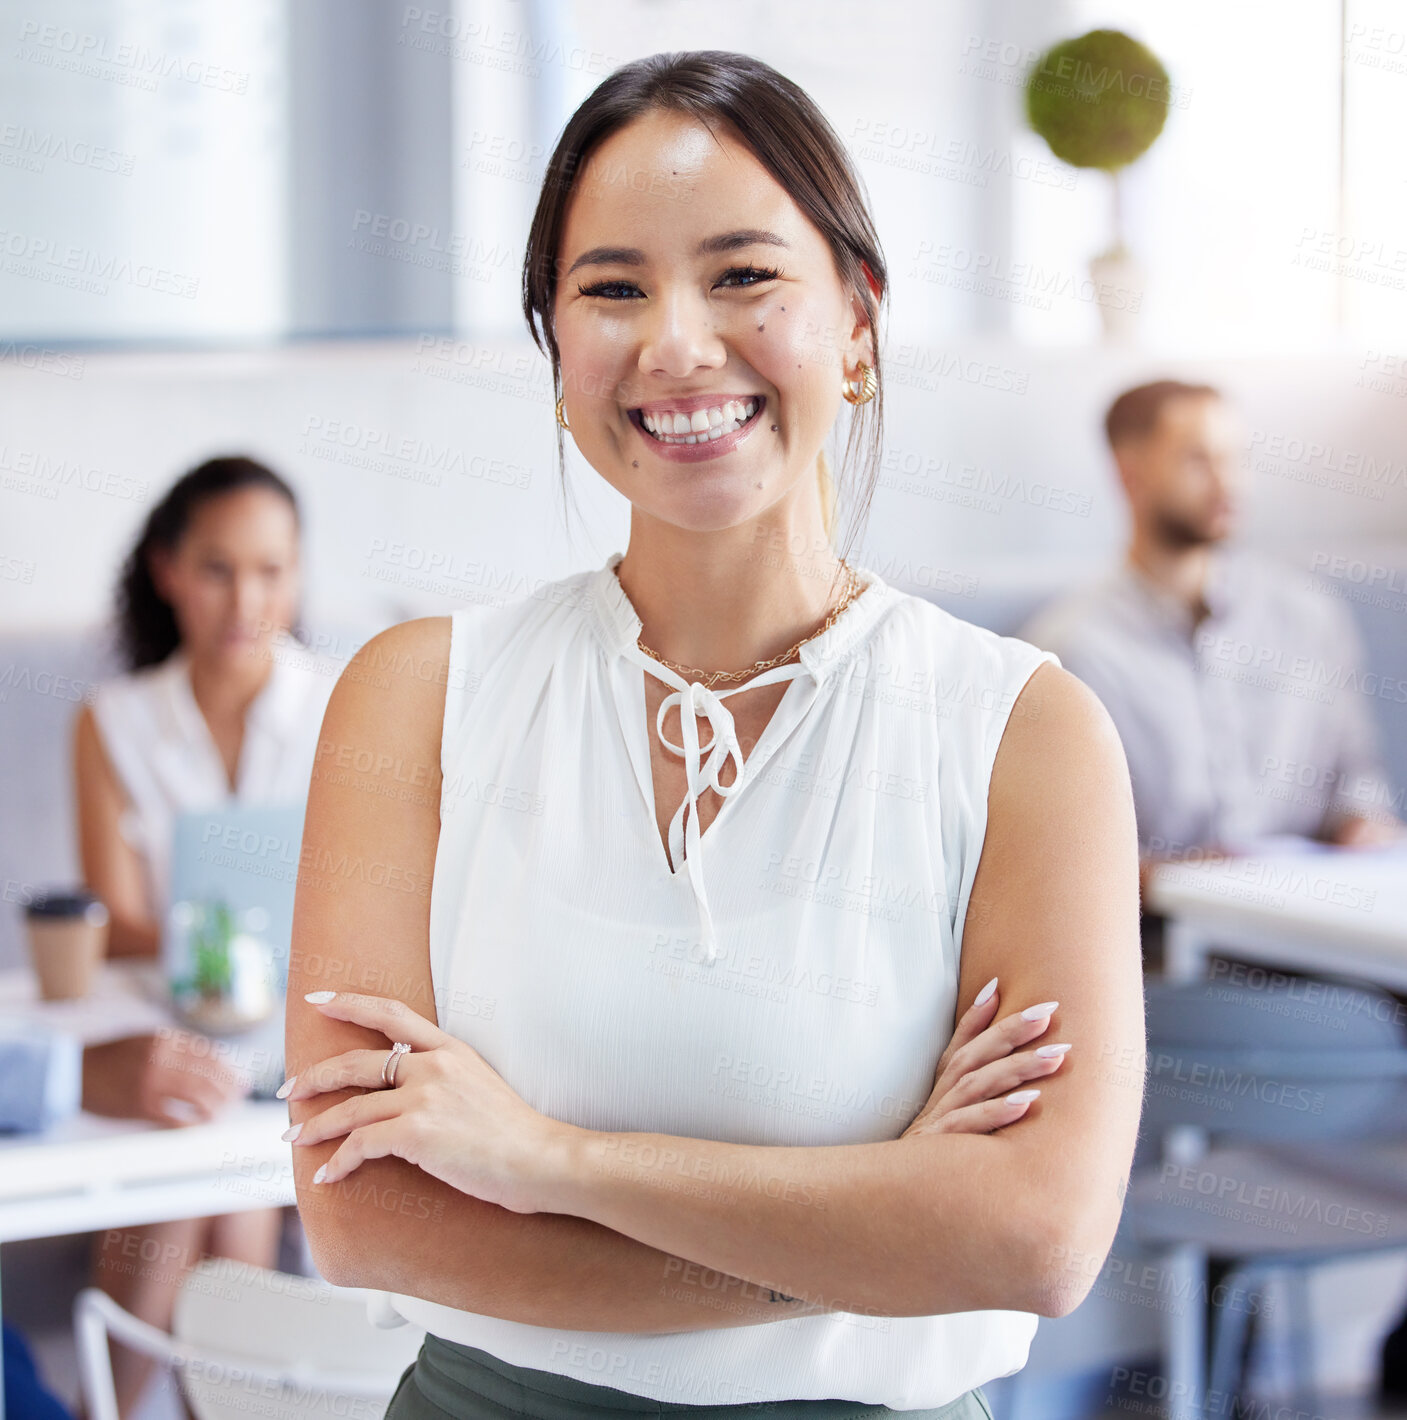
[1021, 377, 1407, 1399]
[1021, 377, 1403, 932]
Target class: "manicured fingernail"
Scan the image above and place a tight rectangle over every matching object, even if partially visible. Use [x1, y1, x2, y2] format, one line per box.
[281, 1123, 302, 1142]
[1007, 1089, 1041, 1104]
[1035, 1043, 1072, 1058]
[974, 977, 998, 1007]
[304, 990, 335, 1004]
[275, 1075, 297, 1099]
[312, 1164, 327, 1184]
[1021, 1001, 1059, 1020]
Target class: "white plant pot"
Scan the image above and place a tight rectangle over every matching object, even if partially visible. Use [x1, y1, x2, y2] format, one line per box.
[1089, 248, 1147, 343]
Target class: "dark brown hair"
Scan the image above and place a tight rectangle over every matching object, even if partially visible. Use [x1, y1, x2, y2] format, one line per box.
[115, 456, 302, 670]
[1104, 379, 1222, 449]
[521, 50, 887, 570]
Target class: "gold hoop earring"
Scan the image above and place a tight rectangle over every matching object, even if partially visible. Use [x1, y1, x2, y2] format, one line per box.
[555, 396, 571, 431]
[842, 361, 877, 406]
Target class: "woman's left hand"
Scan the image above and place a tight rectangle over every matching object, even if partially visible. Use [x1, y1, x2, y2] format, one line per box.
[284, 991, 571, 1214]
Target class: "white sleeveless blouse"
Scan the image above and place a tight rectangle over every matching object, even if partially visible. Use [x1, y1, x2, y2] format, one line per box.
[377, 552, 1059, 1409]
[90, 644, 337, 917]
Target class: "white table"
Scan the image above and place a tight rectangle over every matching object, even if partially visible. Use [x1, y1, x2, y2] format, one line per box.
[1143, 839, 1407, 1420]
[1147, 838, 1407, 989]
[0, 962, 295, 1414]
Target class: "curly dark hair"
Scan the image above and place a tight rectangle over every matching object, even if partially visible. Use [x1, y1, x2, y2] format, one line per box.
[114, 456, 301, 671]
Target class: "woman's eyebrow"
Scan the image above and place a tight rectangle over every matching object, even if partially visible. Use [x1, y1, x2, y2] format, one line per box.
[565, 229, 790, 277]
[566, 246, 643, 276]
[698, 228, 790, 256]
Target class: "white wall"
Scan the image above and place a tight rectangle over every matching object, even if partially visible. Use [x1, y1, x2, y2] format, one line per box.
[2, 338, 1405, 636]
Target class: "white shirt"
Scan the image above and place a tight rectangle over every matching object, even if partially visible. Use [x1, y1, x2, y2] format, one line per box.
[376, 551, 1059, 1408]
[90, 643, 337, 916]
[1020, 546, 1397, 859]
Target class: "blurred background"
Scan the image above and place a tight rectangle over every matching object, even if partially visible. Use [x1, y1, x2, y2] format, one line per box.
[2, 2, 1405, 1418]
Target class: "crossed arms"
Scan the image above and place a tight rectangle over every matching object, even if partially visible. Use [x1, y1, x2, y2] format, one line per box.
[286, 618, 1145, 1330]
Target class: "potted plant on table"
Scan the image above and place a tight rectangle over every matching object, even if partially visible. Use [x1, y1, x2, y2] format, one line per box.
[168, 898, 277, 1033]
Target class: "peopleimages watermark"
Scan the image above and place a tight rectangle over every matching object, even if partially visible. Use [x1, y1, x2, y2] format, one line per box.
[710, 1054, 922, 1129]
[1, 446, 150, 504]
[460, 128, 545, 183]
[1257, 752, 1405, 828]
[1048, 1244, 1273, 1322]
[299, 415, 531, 490]
[1355, 349, 1407, 398]
[397, 8, 619, 79]
[849, 119, 1076, 191]
[1106, 1364, 1340, 1420]
[1247, 429, 1404, 502]
[1166, 852, 1378, 913]
[0, 661, 96, 706]
[877, 445, 1092, 519]
[1155, 1160, 1391, 1238]
[15, 20, 251, 94]
[0, 228, 200, 299]
[0, 123, 135, 176]
[1195, 626, 1407, 708]
[955, 34, 1193, 109]
[348, 210, 512, 282]
[0, 342, 85, 379]
[908, 240, 1141, 315]
[1308, 550, 1407, 611]
[0, 554, 36, 585]
[1205, 961, 1407, 1031]
[864, 554, 981, 600]
[884, 342, 1030, 396]
[647, 929, 882, 1007]
[1292, 225, 1407, 288]
[361, 541, 592, 609]
[1346, 19, 1407, 74]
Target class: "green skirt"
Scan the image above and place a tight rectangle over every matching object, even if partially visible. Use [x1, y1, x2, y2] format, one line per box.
[384, 1332, 998, 1418]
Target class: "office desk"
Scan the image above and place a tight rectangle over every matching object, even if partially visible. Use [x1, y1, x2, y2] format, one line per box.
[1142, 840, 1407, 1420]
[1147, 840, 1407, 990]
[0, 962, 295, 1411]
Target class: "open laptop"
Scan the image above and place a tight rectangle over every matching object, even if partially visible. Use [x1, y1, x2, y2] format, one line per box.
[165, 805, 306, 1100]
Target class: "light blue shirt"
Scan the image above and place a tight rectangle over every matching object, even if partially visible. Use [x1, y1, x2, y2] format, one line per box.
[1020, 546, 1398, 859]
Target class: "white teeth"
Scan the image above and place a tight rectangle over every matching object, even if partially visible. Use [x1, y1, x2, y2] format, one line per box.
[638, 398, 762, 446]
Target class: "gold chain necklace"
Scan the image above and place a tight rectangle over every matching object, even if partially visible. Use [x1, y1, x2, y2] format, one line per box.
[636, 563, 863, 690]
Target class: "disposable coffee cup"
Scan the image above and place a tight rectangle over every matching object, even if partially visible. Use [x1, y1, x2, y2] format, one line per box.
[23, 890, 109, 1001]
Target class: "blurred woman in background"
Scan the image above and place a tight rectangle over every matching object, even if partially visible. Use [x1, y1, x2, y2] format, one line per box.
[71, 457, 333, 1419]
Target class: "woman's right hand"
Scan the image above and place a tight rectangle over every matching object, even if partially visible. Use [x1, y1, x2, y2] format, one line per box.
[81, 1029, 250, 1126]
[899, 979, 1070, 1138]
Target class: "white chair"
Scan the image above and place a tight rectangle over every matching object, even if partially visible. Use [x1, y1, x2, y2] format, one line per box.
[74, 1256, 425, 1420]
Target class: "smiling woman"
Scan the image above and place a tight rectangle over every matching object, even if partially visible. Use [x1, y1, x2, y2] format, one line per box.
[284, 50, 1145, 1419]
[527, 84, 886, 576]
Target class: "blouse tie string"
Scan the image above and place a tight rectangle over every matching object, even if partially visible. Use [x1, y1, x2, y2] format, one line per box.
[619, 642, 814, 965]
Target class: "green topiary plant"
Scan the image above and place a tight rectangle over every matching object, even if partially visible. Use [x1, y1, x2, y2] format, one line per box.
[1024, 28, 1171, 258]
